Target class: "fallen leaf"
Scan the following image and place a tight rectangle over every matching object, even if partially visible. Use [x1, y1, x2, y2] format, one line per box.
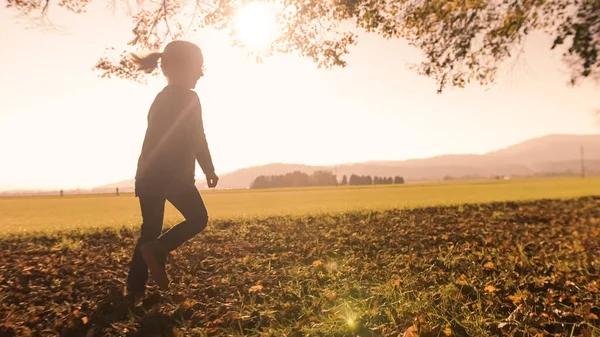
[484, 262, 495, 269]
[589, 313, 599, 320]
[456, 274, 468, 286]
[326, 291, 336, 300]
[485, 285, 499, 293]
[403, 325, 418, 337]
[586, 281, 598, 293]
[81, 316, 88, 324]
[508, 295, 522, 304]
[312, 260, 323, 267]
[249, 285, 263, 293]
[171, 293, 186, 304]
[580, 327, 592, 337]
[443, 327, 452, 336]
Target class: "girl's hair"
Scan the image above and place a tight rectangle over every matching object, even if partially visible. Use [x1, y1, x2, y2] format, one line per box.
[131, 41, 204, 78]
[131, 52, 162, 74]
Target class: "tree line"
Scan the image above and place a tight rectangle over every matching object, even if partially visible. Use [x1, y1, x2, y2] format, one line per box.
[250, 171, 337, 189]
[250, 171, 405, 189]
[343, 175, 404, 186]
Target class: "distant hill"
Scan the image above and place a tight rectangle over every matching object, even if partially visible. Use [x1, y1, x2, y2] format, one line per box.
[89, 134, 600, 193]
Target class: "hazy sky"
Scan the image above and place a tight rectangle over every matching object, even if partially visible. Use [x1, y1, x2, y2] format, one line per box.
[1, 4, 598, 190]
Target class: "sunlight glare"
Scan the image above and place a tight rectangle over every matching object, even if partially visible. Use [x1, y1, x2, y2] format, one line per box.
[234, 2, 277, 50]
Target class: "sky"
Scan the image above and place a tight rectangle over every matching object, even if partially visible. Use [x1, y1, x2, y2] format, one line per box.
[0, 3, 599, 191]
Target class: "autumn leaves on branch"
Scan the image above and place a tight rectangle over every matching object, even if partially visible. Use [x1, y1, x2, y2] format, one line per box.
[6, 0, 600, 92]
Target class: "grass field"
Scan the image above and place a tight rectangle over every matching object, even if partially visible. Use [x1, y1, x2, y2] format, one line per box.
[1, 178, 599, 336]
[1, 197, 599, 336]
[1, 177, 599, 234]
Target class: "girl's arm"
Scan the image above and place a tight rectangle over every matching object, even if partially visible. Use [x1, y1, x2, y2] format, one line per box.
[184, 95, 215, 175]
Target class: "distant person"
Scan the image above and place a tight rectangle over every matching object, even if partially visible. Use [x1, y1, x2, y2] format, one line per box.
[125, 41, 219, 300]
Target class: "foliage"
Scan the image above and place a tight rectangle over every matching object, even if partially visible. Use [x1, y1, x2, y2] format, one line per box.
[349, 174, 372, 185]
[1, 197, 599, 336]
[6, 0, 599, 92]
[374, 176, 396, 185]
[250, 170, 338, 189]
[349, 174, 402, 185]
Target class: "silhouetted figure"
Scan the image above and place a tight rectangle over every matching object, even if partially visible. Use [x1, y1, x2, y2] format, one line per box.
[125, 41, 219, 300]
[116, 187, 120, 196]
[60, 189, 64, 198]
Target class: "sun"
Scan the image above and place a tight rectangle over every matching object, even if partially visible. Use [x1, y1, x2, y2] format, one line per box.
[234, 2, 278, 50]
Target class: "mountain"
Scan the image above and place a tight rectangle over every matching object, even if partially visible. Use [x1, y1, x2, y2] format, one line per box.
[92, 134, 600, 192]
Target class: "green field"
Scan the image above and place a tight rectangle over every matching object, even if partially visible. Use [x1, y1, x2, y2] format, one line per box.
[1, 177, 599, 233]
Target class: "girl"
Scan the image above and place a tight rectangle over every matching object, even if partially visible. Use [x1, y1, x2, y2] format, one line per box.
[126, 40, 219, 299]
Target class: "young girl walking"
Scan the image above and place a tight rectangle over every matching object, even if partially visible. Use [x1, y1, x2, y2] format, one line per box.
[126, 40, 219, 298]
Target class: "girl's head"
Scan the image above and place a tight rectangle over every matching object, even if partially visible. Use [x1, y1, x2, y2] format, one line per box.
[132, 40, 204, 89]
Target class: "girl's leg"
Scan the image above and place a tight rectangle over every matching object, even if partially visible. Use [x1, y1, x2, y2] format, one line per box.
[126, 195, 166, 295]
[136, 185, 207, 290]
[160, 185, 208, 252]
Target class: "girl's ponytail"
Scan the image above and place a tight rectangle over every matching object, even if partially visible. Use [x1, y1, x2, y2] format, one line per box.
[131, 52, 162, 73]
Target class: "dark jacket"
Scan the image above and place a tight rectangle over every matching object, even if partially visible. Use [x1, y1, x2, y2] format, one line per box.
[135, 85, 214, 196]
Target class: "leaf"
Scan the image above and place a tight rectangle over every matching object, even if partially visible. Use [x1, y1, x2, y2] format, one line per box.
[586, 281, 598, 293]
[326, 291, 337, 300]
[81, 316, 88, 324]
[403, 325, 418, 337]
[508, 295, 522, 304]
[580, 327, 592, 337]
[249, 285, 263, 293]
[312, 260, 323, 267]
[443, 327, 452, 336]
[456, 274, 468, 285]
[485, 285, 499, 293]
[171, 293, 186, 304]
[484, 262, 495, 269]
[589, 313, 599, 320]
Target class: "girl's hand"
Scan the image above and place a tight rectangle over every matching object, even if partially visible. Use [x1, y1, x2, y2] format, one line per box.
[206, 172, 219, 188]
